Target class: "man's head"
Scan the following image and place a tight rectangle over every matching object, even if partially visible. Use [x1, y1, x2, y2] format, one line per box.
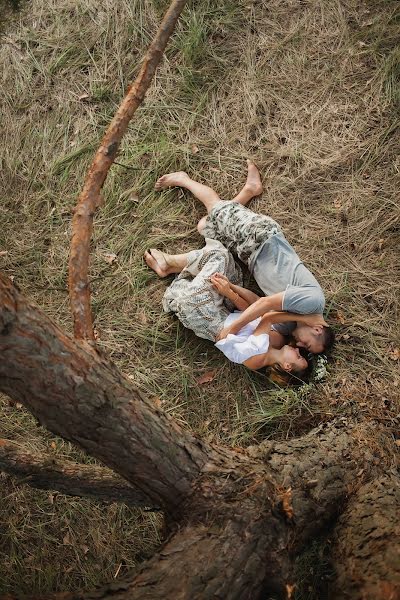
[292, 324, 335, 354]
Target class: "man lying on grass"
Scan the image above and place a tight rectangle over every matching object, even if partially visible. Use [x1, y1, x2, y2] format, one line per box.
[150, 160, 334, 354]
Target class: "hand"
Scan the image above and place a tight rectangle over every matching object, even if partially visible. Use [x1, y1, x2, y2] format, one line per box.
[300, 314, 328, 328]
[216, 326, 231, 341]
[210, 273, 231, 296]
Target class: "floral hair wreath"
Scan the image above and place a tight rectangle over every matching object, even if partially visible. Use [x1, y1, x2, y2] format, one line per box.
[308, 353, 329, 382]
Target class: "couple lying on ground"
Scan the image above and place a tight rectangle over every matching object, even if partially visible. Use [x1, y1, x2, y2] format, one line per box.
[145, 160, 334, 380]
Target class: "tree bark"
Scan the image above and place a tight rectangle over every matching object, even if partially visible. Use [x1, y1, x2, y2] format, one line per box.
[247, 420, 394, 546]
[330, 475, 400, 600]
[0, 272, 214, 515]
[0, 272, 398, 599]
[0, 438, 154, 507]
[68, 0, 187, 340]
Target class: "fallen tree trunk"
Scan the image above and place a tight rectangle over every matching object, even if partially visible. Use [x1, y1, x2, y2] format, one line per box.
[1, 272, 398, 599]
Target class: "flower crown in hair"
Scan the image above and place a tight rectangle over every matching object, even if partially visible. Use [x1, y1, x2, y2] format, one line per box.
[308, 353, 329, 382]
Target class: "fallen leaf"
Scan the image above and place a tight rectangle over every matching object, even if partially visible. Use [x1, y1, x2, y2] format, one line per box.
[395, 440, 400, 447]
[63, 532, 72, 545]
[191, 144, 199, 154]
[335, 310, 346, 325]
[103, 252, 117, 265]
[196, 370, 217, 385]
[333, 198, 342, 209]
[138, 311, 148, 325]
[152, 397, 162, 409]
[50, 441, 56, 449]
[286, 583, 296, 599]
[279, 487, 294, 520]
[388, 348, 400, 361]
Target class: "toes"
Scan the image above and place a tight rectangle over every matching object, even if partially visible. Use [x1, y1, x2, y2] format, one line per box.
[144, 251, 163, 276]
[154, 176, 166, 190]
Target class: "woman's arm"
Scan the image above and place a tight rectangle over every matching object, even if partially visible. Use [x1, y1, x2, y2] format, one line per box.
[229, 283, 261, 305]
[210, 274, 250, 311]
[216, 292, 285, 340]
[211, 273, 260, 305]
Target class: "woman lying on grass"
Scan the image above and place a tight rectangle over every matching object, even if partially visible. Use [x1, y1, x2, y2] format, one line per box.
[145, 238, 315, 377]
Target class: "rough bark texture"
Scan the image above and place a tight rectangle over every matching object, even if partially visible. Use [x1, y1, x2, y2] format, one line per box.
[248, 420, 393, 546]
[330, 475, 400, 600]
[68, 0, 187, 340]
[1, 272, 399, 599]
[0, 438, 154, 507]
[0, 272, 216, 515]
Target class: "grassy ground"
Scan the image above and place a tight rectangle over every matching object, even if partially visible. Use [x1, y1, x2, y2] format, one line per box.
[0, 0, 399, 596]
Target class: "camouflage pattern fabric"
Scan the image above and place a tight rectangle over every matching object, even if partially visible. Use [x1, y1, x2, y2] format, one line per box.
[202, 201, 281, 267]
[162, 238, 243, 341]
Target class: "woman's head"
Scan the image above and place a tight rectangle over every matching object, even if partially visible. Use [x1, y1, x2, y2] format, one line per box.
[277, 344, 308, 373]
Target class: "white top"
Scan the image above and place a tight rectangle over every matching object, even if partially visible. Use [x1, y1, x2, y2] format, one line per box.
[215, 312, 270, 364]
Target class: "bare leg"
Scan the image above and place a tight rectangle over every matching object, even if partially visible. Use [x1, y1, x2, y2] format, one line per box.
[155, 171, 221, 213]
[144, 249, 190, 278]
[231, 160, 263, 206]
[198, 160, 263, 233]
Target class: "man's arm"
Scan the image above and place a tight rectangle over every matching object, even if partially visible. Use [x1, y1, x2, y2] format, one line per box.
[217, 295, 328, 341]
[216, 292, 285, 340]
[252, 311, 327, 336]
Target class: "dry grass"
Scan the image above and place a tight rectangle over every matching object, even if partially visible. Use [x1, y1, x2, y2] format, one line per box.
[0, 0, 399, 595]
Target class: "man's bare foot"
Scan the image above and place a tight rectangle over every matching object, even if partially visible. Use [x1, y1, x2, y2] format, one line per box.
[243, 159, 263, 196]
[144, 249, 173, 277]
[154, 171, 191, 191]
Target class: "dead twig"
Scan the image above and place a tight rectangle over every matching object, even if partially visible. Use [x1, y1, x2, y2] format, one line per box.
[68, 0, 187, 340]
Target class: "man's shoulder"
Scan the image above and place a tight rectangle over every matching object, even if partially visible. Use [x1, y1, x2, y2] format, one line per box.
[283, 285, 325, 315]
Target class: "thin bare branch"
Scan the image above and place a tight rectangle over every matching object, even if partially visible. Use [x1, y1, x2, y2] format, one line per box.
[68, 0, 187, 340]
[0, 438, 155, 507]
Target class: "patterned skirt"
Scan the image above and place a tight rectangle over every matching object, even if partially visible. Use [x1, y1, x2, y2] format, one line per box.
[162, 239, 243, 341]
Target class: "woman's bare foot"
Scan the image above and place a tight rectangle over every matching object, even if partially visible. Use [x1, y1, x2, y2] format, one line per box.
[243, 159, 263, 196]
[154, 171, 191, 191]
[144, 249, 172, 277]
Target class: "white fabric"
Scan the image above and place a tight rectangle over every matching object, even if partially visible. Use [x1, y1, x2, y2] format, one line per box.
[215, 312, 270, 364]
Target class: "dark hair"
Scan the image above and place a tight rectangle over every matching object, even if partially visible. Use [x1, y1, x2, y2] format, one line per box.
[262, 347, 312, 387]
[321, 326, 335, 353]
